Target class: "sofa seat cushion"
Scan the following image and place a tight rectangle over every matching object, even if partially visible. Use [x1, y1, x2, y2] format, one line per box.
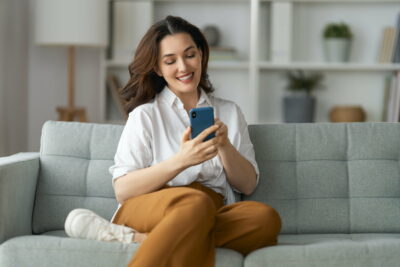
[0, 234, 137, 267]
[245, 233, 400, 267]
[0, 231, 243, 267]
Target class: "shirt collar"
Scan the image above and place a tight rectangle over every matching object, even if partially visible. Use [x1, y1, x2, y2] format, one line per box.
[159, 86, 212, 108]
[198, 89, 212, 107]
[159, 86, 178, 107]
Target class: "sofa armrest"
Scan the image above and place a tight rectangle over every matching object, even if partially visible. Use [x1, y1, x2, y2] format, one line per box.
[0, 153, 40, 244]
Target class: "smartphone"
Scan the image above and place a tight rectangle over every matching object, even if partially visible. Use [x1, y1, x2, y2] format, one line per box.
[189, 107, 215, 141]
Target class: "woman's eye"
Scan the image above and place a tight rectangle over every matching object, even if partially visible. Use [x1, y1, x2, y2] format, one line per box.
[164, 53, 195, 65]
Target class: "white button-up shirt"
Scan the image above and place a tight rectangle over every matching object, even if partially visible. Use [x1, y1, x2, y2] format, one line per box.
[109, 86, 259, 209]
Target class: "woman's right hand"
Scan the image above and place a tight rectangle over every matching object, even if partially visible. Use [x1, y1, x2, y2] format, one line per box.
[177, 125, 220, 168]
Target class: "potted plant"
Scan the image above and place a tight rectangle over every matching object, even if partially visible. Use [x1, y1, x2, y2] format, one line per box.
[283, 70, 324, 123]
[323, 22, 353, 62]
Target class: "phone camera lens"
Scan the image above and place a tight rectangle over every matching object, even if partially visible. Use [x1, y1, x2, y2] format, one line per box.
[192, 112, 196, 118]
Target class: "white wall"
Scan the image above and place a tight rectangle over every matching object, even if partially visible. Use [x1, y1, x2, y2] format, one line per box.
[27, 0, 104, 152]
[1, 0, 29, 156]
[0, 0, 104, 154]
[0, 0, 7, 156]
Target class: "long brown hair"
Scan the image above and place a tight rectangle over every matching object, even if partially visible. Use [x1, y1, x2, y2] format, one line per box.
[120, 15, 214, 113]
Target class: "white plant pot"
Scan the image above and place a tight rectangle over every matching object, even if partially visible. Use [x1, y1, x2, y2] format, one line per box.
[323, 38, 351, 62]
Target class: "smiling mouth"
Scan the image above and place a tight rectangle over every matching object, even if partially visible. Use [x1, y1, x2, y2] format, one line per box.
[177, 73, 194, 81]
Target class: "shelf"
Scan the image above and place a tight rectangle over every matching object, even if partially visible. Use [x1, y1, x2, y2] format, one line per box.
[209, 61, 249, 70]
[107, 60, 400, 71]
[106, 60, 249, 70]
[260, 0, 400, 3]
[258, 62, 400, 71]
[155, 0, 247, 2]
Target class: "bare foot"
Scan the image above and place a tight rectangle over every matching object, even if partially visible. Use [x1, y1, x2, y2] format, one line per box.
[133, 232, 148, 243]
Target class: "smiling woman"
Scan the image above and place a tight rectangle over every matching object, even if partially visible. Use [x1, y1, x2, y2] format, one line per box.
[64, 15, 281, 267]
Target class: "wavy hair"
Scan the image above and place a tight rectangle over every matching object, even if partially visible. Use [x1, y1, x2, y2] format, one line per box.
[120, 15, 214, 113]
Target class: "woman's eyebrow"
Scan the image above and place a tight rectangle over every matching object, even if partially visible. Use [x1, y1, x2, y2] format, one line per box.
[162, 46, 195, 58]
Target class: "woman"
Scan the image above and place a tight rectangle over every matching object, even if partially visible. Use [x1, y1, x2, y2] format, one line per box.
[65, 15, 281, 267]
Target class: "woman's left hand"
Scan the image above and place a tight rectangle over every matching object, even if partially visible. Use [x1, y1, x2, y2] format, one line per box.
[214, 118, 230, 149]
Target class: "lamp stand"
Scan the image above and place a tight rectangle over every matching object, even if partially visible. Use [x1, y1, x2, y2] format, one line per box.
[56, 46, 87, 122]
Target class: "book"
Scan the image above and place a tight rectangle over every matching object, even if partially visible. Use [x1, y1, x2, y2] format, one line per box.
[392, 72, 400, 122]
[396, 71, 400, 122]
[392, 13, 400, 63]
[106, 74, 128, 120]
[382, 74, 392, 121]
[378, 27, 396, 63]
[385, 75, 395, 122]
[385, 71, 400, 122]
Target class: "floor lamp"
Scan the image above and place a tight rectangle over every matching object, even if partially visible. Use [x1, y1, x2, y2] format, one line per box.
[35, 0, 108, 122]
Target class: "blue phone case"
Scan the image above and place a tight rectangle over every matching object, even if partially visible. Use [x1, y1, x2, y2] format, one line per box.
[189, 107, 215, 141]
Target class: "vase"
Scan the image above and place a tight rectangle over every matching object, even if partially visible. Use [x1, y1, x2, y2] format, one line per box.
[323, 38, 351, 62]
[283, 95, 316, 123]
[329, 106, 366, 122]
[202, 25, 220, 47]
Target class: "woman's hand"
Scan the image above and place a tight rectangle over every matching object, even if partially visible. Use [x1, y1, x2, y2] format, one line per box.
[177, 125, 219, 168]
[214, 118, 230, 149]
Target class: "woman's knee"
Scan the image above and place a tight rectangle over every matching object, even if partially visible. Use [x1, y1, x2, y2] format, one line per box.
[248, 202, 282, 236]
[169, 188, 216, 220]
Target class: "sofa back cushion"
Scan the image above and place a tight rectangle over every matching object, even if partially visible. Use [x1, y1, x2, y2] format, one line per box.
[33, 121, 124, 234]
[244, 123, 400, 234]
[34, 121, 400, 235]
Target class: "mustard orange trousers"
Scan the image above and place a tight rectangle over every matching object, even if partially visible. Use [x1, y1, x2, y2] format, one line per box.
[113, 182, 281, 267]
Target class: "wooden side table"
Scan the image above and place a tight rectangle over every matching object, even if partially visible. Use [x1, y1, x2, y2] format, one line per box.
[57, 107, 87, 122]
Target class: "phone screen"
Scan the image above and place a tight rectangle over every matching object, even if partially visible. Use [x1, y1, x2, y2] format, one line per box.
[189, 107, 215, 141]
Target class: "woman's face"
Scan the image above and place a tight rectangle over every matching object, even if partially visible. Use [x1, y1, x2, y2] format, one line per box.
[156, 33, 202, 97]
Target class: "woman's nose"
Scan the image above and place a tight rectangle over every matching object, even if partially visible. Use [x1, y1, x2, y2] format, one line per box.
[177, 58, 188, 72]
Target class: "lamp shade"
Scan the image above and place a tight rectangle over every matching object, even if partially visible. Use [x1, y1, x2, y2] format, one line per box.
[35, 0, 108, 47]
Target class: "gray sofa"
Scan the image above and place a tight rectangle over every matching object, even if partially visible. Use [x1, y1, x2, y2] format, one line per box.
[1, 120, 400, 267]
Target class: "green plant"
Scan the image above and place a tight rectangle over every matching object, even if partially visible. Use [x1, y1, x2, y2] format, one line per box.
[285, 70, 324, 96]
[323, 22, 353, 39]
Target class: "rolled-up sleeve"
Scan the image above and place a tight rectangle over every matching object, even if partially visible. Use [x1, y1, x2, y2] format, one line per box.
[109, 108, 153, 185]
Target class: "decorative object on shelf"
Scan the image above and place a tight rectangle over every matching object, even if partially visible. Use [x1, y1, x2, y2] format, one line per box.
[106, 74, 128, 120]
[322, 22, 353, 62]
[329, 106, 366, 122]
[283, 70, 324, 123]
[202, 25, 221, 46]
[35, 0, 108, 122]
[202, 25, 238, 61]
